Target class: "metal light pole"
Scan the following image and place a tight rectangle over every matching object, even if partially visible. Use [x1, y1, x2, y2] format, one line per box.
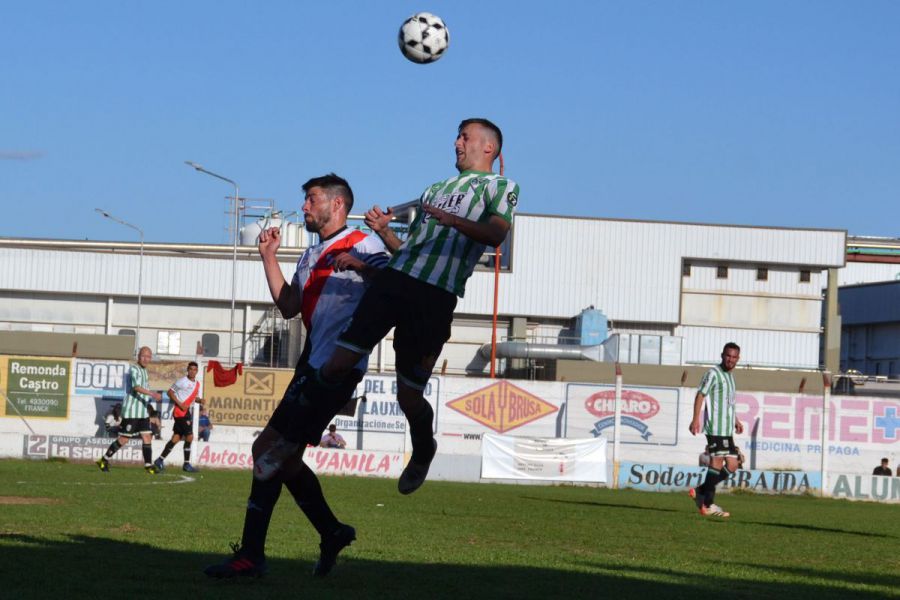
[185, 161, 241, 364]
[95, 208, 144, 356]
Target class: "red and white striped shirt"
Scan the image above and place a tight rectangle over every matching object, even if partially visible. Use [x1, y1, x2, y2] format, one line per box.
[291, 228, 389, 369]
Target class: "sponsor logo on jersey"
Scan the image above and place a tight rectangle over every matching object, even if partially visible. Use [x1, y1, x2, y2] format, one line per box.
[447, 381, 557, 433]
[507, 191, 518, 206]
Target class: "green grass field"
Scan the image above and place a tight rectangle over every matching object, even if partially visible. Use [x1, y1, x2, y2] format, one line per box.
[1, 459, 897, 599]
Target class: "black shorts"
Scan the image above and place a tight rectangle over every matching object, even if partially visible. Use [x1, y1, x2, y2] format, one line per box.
[706, 435, 738, 457]
[119, 418, 151, 438]
[269, 364, 363, 446]
[337, 268, 456, 390]
[173, 417, 193, 437]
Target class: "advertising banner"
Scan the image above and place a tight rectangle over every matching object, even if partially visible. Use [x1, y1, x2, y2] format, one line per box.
[331, 374, 438, 436]
[737, 393, 900, 471]
[439, 379, 564, 455]
[23, 434, 143, 463]
[481, 432, 607, 483]
[1, 356, 71, 419]
[828, 473, 900, 503]
[202, 366, 294, 428]
[618, 461, 821, 495]
[566, 383, 680, 445]
[73, 359, 129, 400]
[194, 443, 403, 478]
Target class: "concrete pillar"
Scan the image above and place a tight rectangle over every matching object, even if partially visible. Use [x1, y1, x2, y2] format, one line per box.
[823, 267, 841, 374]
[509, 316, 528, 378]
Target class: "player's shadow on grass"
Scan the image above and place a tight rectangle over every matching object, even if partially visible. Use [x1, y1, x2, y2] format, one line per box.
[0, 534, 892, 600]
[707, 559, 900, 592]
[520, 495, 680, 513]
[736, 519, 895, 539]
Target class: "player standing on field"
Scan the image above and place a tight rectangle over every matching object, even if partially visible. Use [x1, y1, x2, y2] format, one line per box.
[96, 346, 162, 473]
[254, 118, 518, 498]
[152, 361, 202, 473]
[205, 173, 390, 580]
[689, 342, 744, 517]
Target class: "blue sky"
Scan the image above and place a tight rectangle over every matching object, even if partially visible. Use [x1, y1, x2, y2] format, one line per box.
[2, 1, 898, 243]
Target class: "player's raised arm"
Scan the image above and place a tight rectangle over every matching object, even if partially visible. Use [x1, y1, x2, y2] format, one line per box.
[258, 227, 302, 319]
[365, 205, 403, 253]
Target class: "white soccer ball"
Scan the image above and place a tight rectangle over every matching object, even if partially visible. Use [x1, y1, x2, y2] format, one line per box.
[398, 12, 449, 64]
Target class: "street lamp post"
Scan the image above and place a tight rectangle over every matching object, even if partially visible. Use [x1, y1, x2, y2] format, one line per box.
[95, 209, 144, 356]
[185, 161, 241, 364]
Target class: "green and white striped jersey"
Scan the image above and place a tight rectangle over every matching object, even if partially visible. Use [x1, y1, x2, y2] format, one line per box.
[389, 170, 518, 297]
[698, 365, 737, 436]
[121, 363, 151, 419]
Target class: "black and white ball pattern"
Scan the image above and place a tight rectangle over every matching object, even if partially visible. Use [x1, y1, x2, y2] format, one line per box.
[398, 12, 449, 64]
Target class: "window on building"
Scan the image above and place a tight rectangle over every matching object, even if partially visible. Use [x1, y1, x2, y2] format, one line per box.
[799, 270, 811, 283]
[201, 333, 220, 357]
[757, 267, 768, 281]
[716, 265, 728, 279]
[682, 262, 691, 277]
[157, 331, 181, 355]
[118, 329, 135, 337]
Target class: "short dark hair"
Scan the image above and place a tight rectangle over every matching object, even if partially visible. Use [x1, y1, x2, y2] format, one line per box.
[723, 342, 741, 353]
[459, 118, 503, 159]
[302, 173, 354, 214]
[188, 361, 199, 369]
[883, 457, 890, 463]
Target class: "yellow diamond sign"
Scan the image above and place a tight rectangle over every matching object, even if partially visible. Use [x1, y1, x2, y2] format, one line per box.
[447, 381, 558, 433]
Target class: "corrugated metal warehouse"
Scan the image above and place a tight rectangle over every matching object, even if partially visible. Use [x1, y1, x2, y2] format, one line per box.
[0, 213, 852, 376]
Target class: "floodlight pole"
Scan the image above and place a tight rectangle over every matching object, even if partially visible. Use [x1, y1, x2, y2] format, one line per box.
[185, 161, 241, 364]
[95, 209, 143, 356]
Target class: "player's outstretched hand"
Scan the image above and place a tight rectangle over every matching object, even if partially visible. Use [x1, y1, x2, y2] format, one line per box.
[365, 206, 393, 234]
[332, 252, 365, 272]
[735, 419, 744, 434]
[258, 227, 281, 258]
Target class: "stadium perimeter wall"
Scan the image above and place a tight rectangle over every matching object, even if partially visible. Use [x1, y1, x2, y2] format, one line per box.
[1, 354, 897, 503]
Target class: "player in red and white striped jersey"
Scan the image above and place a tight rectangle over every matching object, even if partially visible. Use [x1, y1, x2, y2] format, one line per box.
[206, 173, 389, 580]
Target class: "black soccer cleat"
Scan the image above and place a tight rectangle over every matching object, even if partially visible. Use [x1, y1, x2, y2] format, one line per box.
[204, 543, 268, 579]
[96, 457, 110, 472]
[398, 439, 437, 495]
[313, 524, 356, 577]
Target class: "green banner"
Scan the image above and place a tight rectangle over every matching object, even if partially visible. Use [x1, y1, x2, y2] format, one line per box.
[5, 358, 70, 418]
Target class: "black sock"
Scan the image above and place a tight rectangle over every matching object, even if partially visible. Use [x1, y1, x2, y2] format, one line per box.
[284, 462, 339, 538]
[406, 401, 435, 462]
[161, 441, 175, 459]
[716, 467, 733, 485]
[699, 467, 720, 506]
[104, 440, 121, 458]
[183, 442, 192, 463]
[142, 443, 152, 466]
[240, 477, 283, 559]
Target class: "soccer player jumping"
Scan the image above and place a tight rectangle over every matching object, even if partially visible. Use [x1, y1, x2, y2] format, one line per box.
[253, 118, 519, 495]
[689, 342, 744, 518]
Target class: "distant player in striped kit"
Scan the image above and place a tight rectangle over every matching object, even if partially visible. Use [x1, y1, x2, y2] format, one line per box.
[96, 346, 162, 473]
[254, 118, 519, 498]
[205, 173, 390, 580]
[689, 342, 744, 517]
[152, 361, 202, 473]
